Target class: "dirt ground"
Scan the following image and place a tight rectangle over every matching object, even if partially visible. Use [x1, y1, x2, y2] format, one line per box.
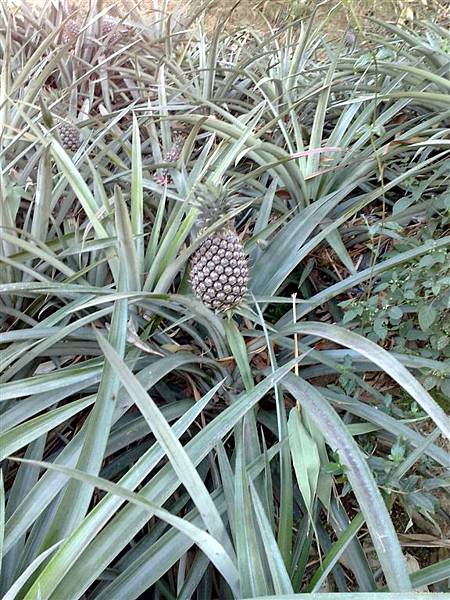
[13, 0, 449, 31]
[199, 0, 447, 33]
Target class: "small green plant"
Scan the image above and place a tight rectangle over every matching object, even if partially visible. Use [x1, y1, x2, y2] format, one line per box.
[341, 207, 450, 399]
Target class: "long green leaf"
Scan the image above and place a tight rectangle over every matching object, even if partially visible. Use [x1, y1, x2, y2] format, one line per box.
[42, 294, 128, 547]
[2, 356, 222, 556]
[113, 186, 140, 291]
[12, 458, 241, 599]
[250, 481, 294, 594]
[288, 407, 320, 522]
[0, 397, 95, 460]
[285, 323, 450, 441]
[250, 595, 446, 600]
[283, 374, 412, 592]
[33, 361, 295, 599]
[234, 438, 270, 597]
[224, 318, 254, 392]
[131, 113, 144, 277]
[307, 512, 365, 592]
[1, 542, 63, 600]
[0, 471, 4, 578]
[96, 331, 236, 561]
[94, 446, 280, 600]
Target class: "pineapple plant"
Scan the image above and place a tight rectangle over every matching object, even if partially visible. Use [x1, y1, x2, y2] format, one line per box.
[191, 185, 249, 312]
[56, 120, 81, 152]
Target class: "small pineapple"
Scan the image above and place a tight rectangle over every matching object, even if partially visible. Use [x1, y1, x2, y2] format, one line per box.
[57, 121, 81, 152]
[154, 134, 185, 185]
[191, 186, 248, 312]
[102, 17, 122, 43]
[61, 18, 81, 46]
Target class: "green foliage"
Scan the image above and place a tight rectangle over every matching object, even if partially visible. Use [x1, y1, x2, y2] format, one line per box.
[341, 210, 450, 398]
[1, 1, 449, 598]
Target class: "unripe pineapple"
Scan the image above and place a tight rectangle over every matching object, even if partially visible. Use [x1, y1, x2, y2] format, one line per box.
[57, 121, 81, 152]
[154, 134, 185, 185]
[61, 18, 81, 46]
[191, 186, 248, 312]
[102, 17, 122, 43]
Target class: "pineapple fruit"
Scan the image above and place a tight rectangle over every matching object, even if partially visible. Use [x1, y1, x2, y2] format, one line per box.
[61, 16, 124, 48]
[57, 121, 81, 152]
[61, 19, 81, 46]
[154, 134, 185, 185]
[191, 187, 248, 312]
[102, 17, 123, 43]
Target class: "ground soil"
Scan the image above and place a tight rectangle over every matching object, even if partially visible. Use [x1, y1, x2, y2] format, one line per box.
[196, 0, 447, 34]
[17, 0, 449, 32]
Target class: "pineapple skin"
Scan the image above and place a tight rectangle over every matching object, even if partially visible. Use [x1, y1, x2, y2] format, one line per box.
[61, 17, 124, 49]
[57, 122, 81, 152]
[61, 19, 81, 46]
[154, 135, 184, 185]
[191, 229, 248, 312]
[102, 17, 123, 43]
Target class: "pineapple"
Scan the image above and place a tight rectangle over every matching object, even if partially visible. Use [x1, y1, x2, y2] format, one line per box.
[61, 18, 81, 46]
[154, 134, 185, 185]
[61, 16, 124, 49]
[191, 186, 248, 312]
[57, 121, 81, 152]
[102, 16, 122, 43]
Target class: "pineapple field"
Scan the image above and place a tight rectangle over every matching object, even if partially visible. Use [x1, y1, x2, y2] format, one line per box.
[1, 0, 449, 599]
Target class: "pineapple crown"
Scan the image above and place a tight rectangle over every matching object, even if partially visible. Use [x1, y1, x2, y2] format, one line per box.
[193, 182, 242, 231]
[40, 87, 78, 128]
